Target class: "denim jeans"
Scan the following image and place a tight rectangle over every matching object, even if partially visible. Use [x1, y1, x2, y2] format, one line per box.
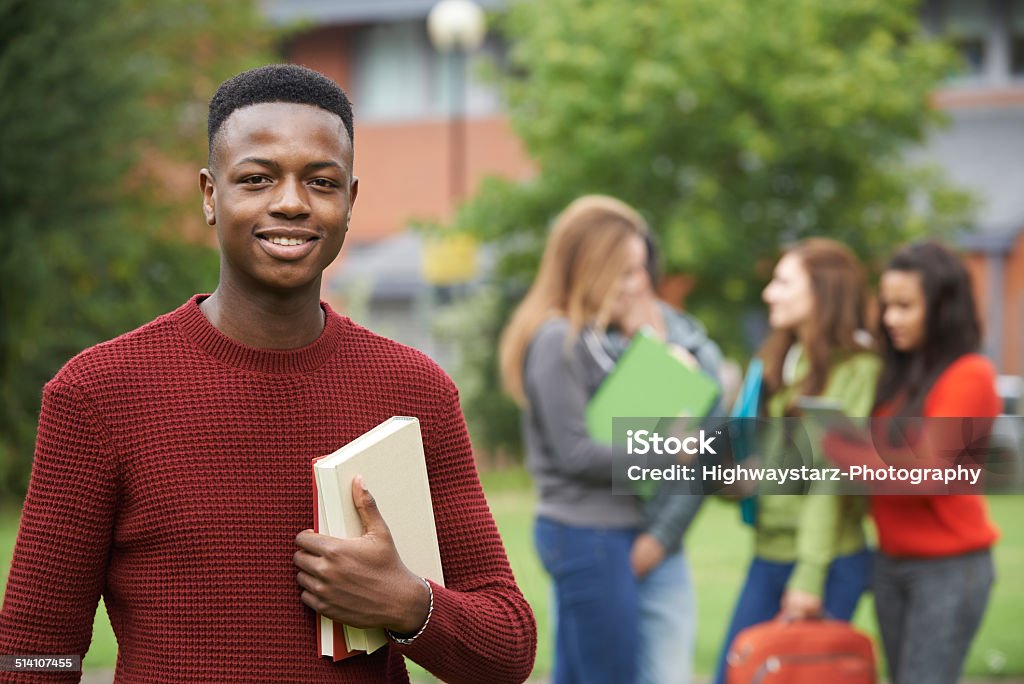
[713, 548, 873, 684]
[874, 548, 994, 684]
[534, 517, 640, 684]
[638, 550, 696, 684]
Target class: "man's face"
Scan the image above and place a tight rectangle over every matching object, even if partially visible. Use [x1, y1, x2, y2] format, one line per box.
[199, 102, 358, 296]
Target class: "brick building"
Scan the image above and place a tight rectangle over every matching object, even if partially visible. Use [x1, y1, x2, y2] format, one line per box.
[264, 0, 1024, 375]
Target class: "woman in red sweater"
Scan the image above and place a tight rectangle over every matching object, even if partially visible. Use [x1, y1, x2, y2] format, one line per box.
[869, 241, 1000, 684]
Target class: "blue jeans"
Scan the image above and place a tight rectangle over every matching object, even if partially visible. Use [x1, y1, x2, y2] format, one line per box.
[638, 550, 695, 684]
[713, 548, 873, 684]
[534, 517, 640, 684]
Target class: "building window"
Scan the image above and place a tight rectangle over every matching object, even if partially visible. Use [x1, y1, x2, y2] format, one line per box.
[353, 23, 435, 122]
[352, 21, 503, 123]
[922, 0, 1024, 86]
[1012, 0, 1024, 77]
[942, 0, 990, 81]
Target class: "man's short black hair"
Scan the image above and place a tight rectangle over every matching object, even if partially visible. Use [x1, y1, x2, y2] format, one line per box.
[207, 64, 354, 161]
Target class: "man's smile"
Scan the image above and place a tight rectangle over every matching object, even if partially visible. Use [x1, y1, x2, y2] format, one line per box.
[264, 236, 314, 246]
[255, 228, 322, 260]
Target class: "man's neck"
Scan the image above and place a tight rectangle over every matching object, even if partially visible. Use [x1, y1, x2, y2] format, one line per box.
[200, 283, 326, 350]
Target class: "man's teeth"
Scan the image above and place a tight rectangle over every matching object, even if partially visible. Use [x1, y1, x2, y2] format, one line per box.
[266, 237, 309, 246]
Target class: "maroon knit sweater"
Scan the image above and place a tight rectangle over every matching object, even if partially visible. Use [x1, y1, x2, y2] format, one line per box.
[0, 296, 536, 683]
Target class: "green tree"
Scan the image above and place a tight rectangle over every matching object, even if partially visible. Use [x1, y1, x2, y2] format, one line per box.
[445, 0, 974, 458]
[0, 0, 275, 496]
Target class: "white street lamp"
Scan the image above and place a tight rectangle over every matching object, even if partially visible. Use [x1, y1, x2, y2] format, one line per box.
[427, 0, 487, 53]
[426, 0, 486, 205]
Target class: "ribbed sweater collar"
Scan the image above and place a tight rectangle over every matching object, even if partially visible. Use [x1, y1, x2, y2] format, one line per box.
[172, 294, 345, 374]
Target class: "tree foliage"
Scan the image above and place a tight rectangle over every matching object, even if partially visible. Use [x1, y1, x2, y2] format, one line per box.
[0, 0, 275, 496]
[446, 0, 974, 456]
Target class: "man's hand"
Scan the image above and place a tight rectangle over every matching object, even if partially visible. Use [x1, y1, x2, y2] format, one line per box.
[294, 475, 431, 634]
[780, 588, 823, 620]
[630, 533, 667, 579]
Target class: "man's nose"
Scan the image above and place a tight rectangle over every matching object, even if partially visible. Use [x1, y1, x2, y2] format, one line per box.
[269, 177, 311, 218]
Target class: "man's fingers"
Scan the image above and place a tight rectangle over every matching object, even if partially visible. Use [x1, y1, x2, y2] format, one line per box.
[300, 589, 329, 615]
[293, 547, 332, 581]
[295, 569, 327, 596]
[295, 529, 335, 555]
[351, 474, 389, 536]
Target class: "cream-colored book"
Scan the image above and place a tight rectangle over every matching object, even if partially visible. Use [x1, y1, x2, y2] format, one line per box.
[313, 416, 445, 658]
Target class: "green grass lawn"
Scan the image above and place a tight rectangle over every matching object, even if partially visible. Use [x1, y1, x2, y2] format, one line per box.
[3, 472, 1024, 678]
[486, 472, 1024, 678]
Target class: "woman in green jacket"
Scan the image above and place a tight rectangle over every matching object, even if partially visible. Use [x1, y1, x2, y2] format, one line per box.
[714, 238, 880, 684]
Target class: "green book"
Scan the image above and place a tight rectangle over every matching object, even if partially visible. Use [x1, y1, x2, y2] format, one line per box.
[586, 330, 720, 445]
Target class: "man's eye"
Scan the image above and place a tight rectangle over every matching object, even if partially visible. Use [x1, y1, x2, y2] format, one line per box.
[310, 178, 338, 188]
[242, 175, 271, 185]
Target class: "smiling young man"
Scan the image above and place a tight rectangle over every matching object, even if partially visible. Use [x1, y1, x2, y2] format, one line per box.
[0, 65, 535, 683]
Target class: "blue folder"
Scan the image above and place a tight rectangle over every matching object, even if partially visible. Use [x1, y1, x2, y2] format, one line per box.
[731, 359, 763, 525]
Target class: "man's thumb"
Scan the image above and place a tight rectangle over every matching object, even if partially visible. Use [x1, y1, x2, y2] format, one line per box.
[352, 474, 387, 535]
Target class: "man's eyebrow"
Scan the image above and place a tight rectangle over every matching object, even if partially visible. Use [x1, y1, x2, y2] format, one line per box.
[305, 160, 344, 172]
[235, 156, 278, 169]
[234, 157, 343, 172]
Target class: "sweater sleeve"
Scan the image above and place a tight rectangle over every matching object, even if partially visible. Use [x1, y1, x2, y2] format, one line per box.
[824, 357, 999, 491]
[918, 356, 1000, 491]
[394, 382, 536, 684]
[788, 496, 840, 596]
[643, 491, 704, 553]
[0, 381, 118, 684]
[789, 353, 878, 597]
[833, 354, 881, 418]
[524, 322, 672, 485]
[856, 356, 999, 479]
[924, 355, 1001, 419]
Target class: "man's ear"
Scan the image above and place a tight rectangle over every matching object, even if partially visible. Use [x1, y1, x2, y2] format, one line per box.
[199, 169, 217, 226]
[346, 175, 359, 228]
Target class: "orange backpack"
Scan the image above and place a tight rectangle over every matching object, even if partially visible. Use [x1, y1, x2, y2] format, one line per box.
[726, 617, 877, 684]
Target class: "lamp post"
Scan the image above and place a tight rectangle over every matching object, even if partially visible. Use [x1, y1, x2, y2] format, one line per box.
[427, 0, 486, 207]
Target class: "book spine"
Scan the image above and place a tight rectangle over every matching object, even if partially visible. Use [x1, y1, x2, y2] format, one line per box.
[313, 460, 359, 661]
[312, 460, 328, 657]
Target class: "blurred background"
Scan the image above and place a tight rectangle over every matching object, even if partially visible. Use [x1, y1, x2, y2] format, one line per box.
[2, 0, 1023, 680]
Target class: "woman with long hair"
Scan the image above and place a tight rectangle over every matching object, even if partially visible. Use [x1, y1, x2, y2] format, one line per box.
[714, 238, 880, 684]
[499, 195, 717, 684]
[831, 240, 999, 683]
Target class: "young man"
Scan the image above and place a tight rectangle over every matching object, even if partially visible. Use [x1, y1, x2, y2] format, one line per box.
[0, 65, 536, 683]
